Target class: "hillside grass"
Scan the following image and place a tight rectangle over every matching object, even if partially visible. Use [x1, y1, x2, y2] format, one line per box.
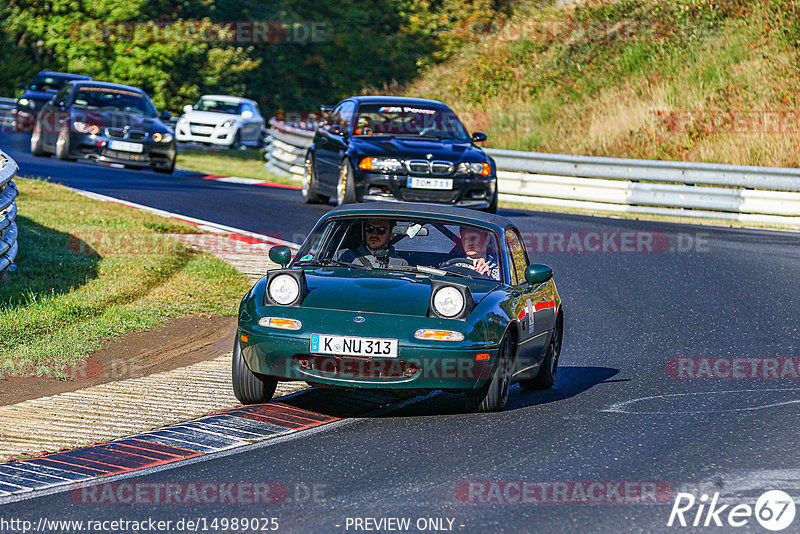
[0, 178, 250, 379]
[405, 0, 800, 167]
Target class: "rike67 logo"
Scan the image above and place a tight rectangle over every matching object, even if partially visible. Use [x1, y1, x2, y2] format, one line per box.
[668, 490, 796, 531]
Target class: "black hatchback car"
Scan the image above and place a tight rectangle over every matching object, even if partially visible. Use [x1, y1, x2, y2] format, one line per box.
[30, 81, 176, 173]
[15, 71, 93, 132]
[303, 96, 498, 213]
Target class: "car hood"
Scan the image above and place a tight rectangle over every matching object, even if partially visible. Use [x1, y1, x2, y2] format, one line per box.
[21, 91, 56, 105]
[299, 268, 499, 316]
[351, 136, 486, 162]
[72, 110, 169, 132]
[182, 110, 240, 126]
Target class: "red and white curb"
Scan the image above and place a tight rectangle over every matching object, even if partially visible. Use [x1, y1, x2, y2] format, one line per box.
[67, 187, 301, 252]
[195, 174, 301, 191]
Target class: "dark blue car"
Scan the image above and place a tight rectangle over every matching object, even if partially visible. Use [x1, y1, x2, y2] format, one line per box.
[15, 71, 93, 132]
[303, 96, 498, 213]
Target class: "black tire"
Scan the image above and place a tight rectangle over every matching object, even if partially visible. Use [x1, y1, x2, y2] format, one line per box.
[465, 335, 512, 412]
[30, 121, 48, 157]
[302, 155, 325, 204]
[336, 158, 357, 205]
[519, 323, 562, 391]
[154, 157, 175, 174]
[55, 126, 75, 161]
[230, 130, 242, 150]
[484, 190, 498, 214]
[232, 337, 278, 404]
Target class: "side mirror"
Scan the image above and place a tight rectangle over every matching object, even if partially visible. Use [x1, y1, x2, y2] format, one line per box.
[183, 104, 193, 114]
[269, 245, 292, 268]
[241, 110, 254, 119]
[472, 131, 487, 143]
[524, 264, 553, 285]
[328, 124, 345, 136]
[159, 110, 171, 120]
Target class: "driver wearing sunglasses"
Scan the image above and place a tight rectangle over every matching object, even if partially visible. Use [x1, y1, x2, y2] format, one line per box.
[335, 218, 409, 268]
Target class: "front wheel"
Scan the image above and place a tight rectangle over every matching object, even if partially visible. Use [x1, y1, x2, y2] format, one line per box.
[30, 121, 48, 157]
[154, 157, 176, 174]
[484, 190, 498, 214]
[232, 338, 278, 404]
[302, 155, 326, 204]
[466, 335, 512, 412]
[336, 158, 357, 205]
[55, 126, 75, 161]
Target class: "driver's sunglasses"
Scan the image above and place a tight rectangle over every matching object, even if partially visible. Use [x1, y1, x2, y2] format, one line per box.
[365, 225, 389, 235]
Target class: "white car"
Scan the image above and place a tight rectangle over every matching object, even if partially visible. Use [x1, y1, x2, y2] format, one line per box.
[175, 95, 265, 148]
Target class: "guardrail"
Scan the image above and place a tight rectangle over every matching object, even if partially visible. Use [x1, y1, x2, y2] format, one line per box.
[0, 97, 15, 127]
[0, 150, 19, 273]
[265, 118, 800, 228]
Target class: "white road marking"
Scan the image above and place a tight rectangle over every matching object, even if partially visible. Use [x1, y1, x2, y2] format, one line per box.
[603, 388, 800, 414]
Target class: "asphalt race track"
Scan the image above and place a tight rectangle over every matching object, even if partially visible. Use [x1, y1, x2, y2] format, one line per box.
[2, 129, 800, 533]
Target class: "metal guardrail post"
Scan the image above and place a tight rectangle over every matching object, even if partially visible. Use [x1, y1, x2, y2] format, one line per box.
[0, 150, 19, 273]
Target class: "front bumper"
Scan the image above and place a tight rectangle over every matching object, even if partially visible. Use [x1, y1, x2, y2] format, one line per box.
[175, 122, 235, 145]
[354, 170, 497, 209]
[69, 133, 176, 169]
[239, 307, 499, 391]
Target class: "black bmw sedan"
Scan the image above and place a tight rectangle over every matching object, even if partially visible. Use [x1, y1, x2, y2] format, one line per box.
[303, 96, 498, 212]
[14, 71, 93, 133]
[30, 81, 176, 173]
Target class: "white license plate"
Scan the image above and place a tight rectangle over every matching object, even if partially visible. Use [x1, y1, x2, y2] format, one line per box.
[310, 334, 398, 358]
[191, 126, 214, 134]
[407, 177, 453, 190]
[109, 140, 143, 153]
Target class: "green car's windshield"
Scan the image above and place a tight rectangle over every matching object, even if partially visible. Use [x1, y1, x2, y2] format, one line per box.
[294, 217, 504, 282]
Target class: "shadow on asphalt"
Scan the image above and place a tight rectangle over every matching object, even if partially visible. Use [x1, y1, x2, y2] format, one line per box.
[277, 366, 621, 419]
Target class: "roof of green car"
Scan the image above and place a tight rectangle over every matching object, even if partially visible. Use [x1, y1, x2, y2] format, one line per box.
[322, 203, 513, 231]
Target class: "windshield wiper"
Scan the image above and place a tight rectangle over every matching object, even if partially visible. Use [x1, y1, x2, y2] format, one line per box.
[379, 265, 476, 279]
[294, 258, 353, 268]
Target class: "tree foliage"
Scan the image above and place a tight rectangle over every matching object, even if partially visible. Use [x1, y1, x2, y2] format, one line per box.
[0, 0, 512, 113]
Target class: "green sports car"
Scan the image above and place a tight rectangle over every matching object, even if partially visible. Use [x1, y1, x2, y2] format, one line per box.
[234, 203, 563, 412]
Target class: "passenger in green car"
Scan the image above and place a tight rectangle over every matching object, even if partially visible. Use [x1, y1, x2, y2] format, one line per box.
[335, 218, 409, 268]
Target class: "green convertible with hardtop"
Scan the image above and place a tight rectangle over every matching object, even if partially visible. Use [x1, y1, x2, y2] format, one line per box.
[234, 203, 564, 412]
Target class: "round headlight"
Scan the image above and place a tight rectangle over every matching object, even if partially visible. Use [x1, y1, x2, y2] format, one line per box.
[18, 98, 30, 107]
[221, 119, 234, 129]
[269, 275, 300, 305]
[433, 286, 465, 318]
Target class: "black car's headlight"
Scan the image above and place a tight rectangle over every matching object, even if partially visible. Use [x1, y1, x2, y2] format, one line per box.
[359, 157, 403, 173]
[457, 162, 492, 176]
[152, 132, 173, 143]
[73, 121, 100, 134]
[17, 98, 34, 109]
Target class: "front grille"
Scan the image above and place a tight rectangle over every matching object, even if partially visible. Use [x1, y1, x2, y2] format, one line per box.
[407, 161, 429, 173]
[105, 128, 148, 140]
[401, 188, 460, 203]
[299, 356, 417, 380]
[405, 160, 454, 175]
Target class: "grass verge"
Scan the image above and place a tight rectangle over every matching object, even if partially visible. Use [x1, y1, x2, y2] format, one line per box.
[0, 178, 250, 379]
[176, 148, 298, 185]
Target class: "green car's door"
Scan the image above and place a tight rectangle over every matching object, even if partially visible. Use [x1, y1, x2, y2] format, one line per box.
[506, 228, 554, 376]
